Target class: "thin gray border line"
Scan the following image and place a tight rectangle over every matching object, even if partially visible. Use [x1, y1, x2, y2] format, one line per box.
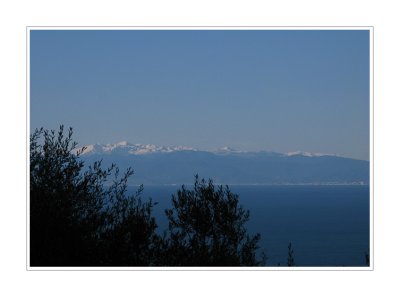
[26, 25, 373, 27]
[26, 26, 374, 271]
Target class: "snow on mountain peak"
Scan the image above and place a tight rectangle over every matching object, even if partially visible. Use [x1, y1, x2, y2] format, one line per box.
[75, 142, 337, 158]
[75, 141, 198, 156]
[286, 151, 335, 157]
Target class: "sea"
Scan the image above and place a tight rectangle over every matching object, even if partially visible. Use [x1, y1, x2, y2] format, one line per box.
[128, 185, 370, 267]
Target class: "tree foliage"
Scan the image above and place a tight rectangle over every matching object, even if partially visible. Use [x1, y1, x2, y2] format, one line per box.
[287, 242, 295, 267]
[30, 126, 264, 266]
[163, 176, 264, 266]
[30, 126, 159, 266]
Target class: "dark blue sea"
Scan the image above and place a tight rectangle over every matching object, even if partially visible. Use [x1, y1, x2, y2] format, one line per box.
[129, 185, 370, 267]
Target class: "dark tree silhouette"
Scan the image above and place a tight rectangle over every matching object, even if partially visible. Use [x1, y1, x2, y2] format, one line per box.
[30, 126, 159, 266]
[287, 242, 295, 267]
[365, 252, 370, 266]
[162, 175, 264, 266]
[30, 126, 265, 267]
[100, 179, 160, 266]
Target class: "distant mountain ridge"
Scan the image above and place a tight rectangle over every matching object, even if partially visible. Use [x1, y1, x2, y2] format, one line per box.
[76, 141, 369, 185]
[75, 141, 341, 158]
[75, 141, 198, 155]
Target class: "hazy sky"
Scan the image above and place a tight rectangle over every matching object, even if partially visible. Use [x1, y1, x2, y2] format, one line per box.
[30, 29, 370, 160]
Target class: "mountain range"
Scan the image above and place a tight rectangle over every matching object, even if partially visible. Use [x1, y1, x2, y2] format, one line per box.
[76, 141, 369, 185]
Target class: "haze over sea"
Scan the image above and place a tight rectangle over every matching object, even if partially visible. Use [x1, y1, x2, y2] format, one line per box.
[129, 184, 370, 267]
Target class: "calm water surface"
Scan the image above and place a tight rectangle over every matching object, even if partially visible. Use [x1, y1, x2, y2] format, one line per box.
[129, 185, 370, 267]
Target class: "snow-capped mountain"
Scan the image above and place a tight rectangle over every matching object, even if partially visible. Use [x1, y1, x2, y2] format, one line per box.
[76, 141, 336, 158]
[75, 141, 197, 156]
[285, 151, 338, 158]
[76, 141, 369, 185]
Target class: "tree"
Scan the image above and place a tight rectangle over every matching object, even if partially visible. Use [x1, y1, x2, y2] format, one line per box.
[365, 252, 370, 266]
[30, 126, 266, 267]
[30, 126, 159, 266]
[287, 242, 295, 267]
[100, 179, 161, 266]
[162, 175, 264, 266]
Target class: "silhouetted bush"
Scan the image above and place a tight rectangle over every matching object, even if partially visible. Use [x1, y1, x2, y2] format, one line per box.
[365, 252, 370, 266]
[30, 126, 159, 266]
[161, 176, 264, 266]
[30, 126, 264, 266]
[287, 242, 295, 267]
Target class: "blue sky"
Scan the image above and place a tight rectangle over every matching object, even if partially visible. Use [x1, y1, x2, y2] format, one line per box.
[30, 29, 370, 160]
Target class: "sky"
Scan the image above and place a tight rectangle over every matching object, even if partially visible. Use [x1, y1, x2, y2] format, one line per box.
[30, 29, 370, 160]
